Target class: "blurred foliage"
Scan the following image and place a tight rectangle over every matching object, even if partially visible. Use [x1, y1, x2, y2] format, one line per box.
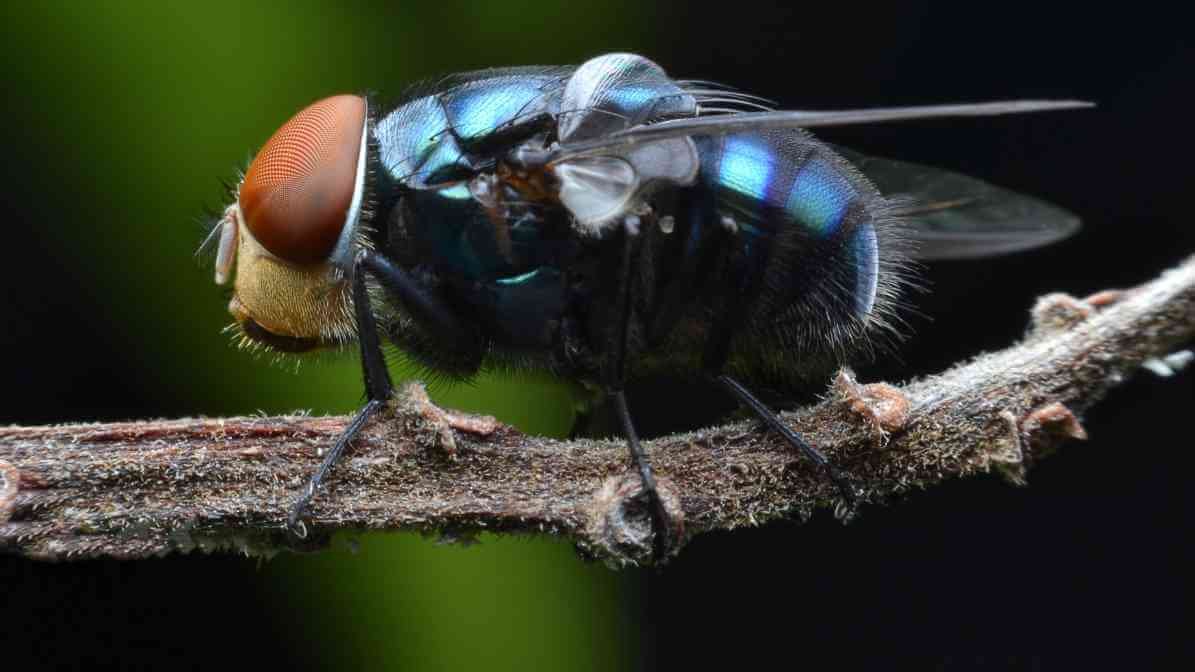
[1, 1, 654, 668]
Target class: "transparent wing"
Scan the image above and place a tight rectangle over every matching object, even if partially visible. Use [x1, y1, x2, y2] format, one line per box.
[540, 101, 1092, 163]
[528, 99, 1090, 255]
[835, 147, 1081, 260]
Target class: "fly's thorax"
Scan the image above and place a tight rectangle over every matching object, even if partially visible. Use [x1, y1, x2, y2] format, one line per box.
[226, 207, 355, 352]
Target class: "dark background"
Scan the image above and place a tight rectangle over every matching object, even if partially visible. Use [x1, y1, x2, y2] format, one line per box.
[2, 1, 1190, 669]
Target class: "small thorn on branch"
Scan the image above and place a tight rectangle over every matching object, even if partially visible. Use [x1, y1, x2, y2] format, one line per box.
[834, 369, 910, 444]
[1022, 401, 1089, 443]
[1028, 292, 1095, 336]
[392, 381, 500, 458]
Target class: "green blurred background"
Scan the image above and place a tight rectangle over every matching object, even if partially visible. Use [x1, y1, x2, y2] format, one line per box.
[3, 2, 1191, 668]
[2, 0, 637, 419]
[1, 1, 648, 669]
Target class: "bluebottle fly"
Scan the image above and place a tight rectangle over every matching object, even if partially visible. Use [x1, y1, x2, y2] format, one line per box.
[203, 53, 1088, 558]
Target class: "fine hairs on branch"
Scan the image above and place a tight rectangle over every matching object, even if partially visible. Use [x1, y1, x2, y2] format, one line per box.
[1, 253, 1193, 566]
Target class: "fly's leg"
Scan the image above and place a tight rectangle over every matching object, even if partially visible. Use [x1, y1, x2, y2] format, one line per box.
[287, 250, 474, 537]
[606, 216, 676, 558]
[701, 299, 858, 509]
[287, 399, 387, 538]
[715, 374, 857, 506]
[287, 252, 392, 537]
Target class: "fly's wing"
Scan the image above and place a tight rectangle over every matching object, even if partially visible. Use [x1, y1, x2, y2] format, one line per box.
[551, 54, 701, 231]
[540, 100, 1090, 249]
[544, 102, 1092, 161]
[834, 147, 1081, 260]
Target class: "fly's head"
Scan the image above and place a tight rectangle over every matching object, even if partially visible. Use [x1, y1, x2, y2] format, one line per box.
[209, 95, 372, 354]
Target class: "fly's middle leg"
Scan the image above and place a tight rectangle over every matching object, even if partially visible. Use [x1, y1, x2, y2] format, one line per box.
[606, 215, 680, 560]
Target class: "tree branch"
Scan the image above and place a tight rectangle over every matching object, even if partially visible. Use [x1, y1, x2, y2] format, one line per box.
[3, 254, 1193, 566]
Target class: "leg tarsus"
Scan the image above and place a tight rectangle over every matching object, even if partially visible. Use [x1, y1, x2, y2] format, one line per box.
[287, 398, 387, 537]
[610, 390, 676, 559]
[716, 373, 860, 508]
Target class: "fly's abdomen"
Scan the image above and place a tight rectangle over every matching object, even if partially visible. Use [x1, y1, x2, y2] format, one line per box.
[689, 129, 898, 366]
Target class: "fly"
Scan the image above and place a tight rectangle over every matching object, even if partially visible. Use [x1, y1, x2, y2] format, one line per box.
[202, 53, 1089, 559]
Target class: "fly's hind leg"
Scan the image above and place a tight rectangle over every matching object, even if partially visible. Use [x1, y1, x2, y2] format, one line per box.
[287, 250, 478, 538]
[701, 298, 859, 513]
[606, 216, 680, 560]
[714, 374, 858, 509]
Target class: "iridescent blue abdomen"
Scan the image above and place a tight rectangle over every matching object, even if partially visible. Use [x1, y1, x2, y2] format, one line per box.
[693, 130, 883, 325]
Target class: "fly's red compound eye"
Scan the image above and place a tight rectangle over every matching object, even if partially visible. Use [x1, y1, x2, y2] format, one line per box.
[239, 95, 366, 265]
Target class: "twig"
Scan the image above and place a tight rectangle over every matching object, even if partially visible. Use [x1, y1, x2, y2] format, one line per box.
[2, 254, 1193, 566]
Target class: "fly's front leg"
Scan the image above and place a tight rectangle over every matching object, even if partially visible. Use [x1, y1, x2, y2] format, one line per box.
[287, 250, 475, 537]
[287, 252, 392, 537]
[606, 216, 678, 558]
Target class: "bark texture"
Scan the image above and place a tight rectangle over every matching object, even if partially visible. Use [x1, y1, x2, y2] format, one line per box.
[2, 254, 1193, 566]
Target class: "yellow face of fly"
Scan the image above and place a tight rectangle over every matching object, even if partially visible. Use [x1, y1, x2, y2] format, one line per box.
[223, 207, 355, 352]
[210, 95, 370, 353]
